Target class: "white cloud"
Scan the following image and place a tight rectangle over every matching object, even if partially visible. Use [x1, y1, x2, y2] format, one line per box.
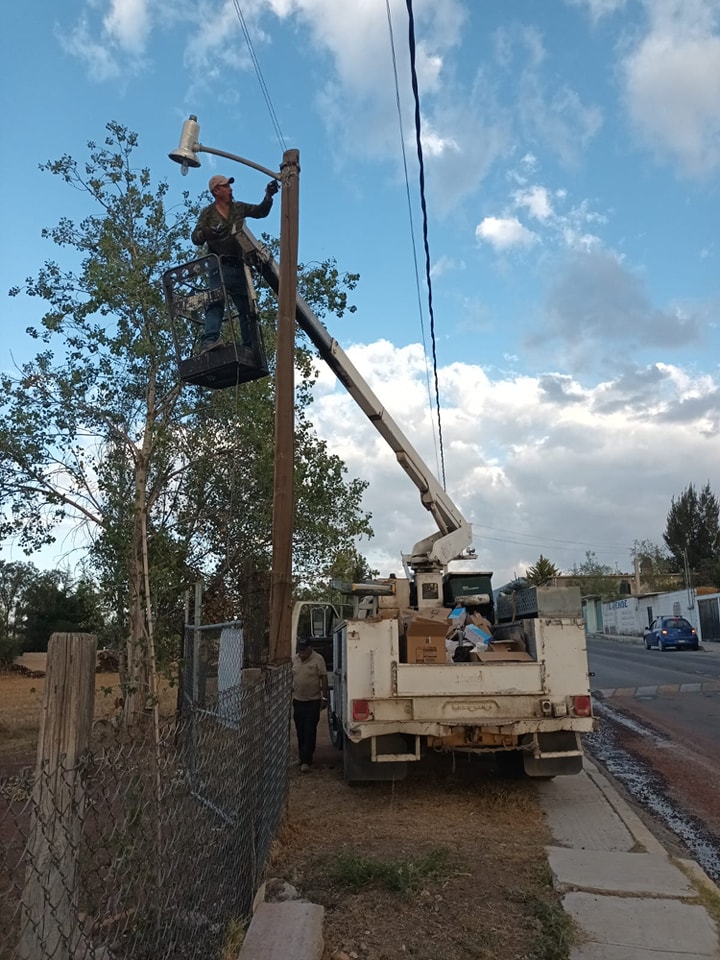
[419, 118, 460, 158]
[536, 249, 701, 361]
[58, 19, 123, 82]
[565, 0, 628, 22]
[103, 0, 151, 53]
[621, 0, 720, 175]
[308, 340, 720, 583]
[430, 255, 464, 279]
[476, 216, 538, 251]
[513, 185, 554, 221]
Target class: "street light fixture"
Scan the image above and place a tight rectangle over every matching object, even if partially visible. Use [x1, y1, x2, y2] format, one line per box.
[169, 115, 299, 665]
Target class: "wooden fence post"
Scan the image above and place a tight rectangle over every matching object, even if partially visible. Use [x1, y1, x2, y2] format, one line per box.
[18, 632, 97, 960]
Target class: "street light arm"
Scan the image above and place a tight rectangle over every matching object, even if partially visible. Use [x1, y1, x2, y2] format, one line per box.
[194, 143, 281, 180]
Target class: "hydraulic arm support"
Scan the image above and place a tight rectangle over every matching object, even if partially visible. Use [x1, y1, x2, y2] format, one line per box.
[237, 226, 472, 569]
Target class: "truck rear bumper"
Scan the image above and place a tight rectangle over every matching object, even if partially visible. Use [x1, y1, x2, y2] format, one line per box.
[347, 716, 595, 743]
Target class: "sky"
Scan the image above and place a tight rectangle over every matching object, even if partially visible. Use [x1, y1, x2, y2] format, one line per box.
[2, 0, 720, 586]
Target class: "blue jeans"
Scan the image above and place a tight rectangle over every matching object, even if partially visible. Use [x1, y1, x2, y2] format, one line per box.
[203, 259, 253, 348]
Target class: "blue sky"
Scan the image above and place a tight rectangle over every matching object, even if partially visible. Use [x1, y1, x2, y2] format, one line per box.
[2, 0, 720, 584]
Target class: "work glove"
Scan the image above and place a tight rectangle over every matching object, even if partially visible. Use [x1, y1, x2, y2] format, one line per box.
[266, 179, 280, 197]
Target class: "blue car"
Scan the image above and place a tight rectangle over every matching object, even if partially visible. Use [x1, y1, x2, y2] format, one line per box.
[644, 616, 699, 651]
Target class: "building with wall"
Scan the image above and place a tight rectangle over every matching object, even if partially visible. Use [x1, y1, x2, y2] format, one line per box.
[586, 588, 720, 643]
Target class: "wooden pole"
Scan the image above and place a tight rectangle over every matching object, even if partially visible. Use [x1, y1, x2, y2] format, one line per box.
[18, 632, 97, 960]
[269, 149, 300, 664]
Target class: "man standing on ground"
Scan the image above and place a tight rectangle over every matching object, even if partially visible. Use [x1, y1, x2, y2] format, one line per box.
[191, 174, 279, 353]
[292, 638, 328, 772]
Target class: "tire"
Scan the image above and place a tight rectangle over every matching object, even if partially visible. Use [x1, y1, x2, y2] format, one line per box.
[658, 640, 666, 651]
[342, 735, 408, 784]
[644, 637, 652, 649]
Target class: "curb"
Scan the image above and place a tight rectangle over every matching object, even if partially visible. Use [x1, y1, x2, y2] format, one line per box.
[582, 758, 665, 857]
[584, 754, 720, 901]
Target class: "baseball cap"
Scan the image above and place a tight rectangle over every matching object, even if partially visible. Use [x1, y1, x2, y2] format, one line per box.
[208, 175, 234, 193]
[297, 637, 313, 649]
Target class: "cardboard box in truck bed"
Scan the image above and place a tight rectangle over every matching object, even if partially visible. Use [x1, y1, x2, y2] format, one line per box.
[405, 617, 448, 663]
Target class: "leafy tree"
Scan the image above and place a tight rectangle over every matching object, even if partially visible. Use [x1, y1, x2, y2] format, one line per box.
[0, 560, 38, 665]
[570, 551, 622, 600]
[525, 554, 560, 586]
[629, 539, 680, 593]
[663, 483, 720, 587]
[1, 122, 372, 716]
[18, 571, 103, 652]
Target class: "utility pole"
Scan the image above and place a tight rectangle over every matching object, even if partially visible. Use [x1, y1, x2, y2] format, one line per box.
[682, 547, 695, 609]
[269, 149, 300, 664]
[168, 120, 300, 665]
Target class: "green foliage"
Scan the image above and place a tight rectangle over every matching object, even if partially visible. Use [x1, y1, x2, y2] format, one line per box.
[331, 847, 450, 895]
[630, 538, 680, 592]
[18, 570, 103, 652]
[663, 483, 720, 587]
[571, 551, 622, 600]
[525, 555, 560, 585]
[1, 121, 374, 684]
[0, 561, 38, 652]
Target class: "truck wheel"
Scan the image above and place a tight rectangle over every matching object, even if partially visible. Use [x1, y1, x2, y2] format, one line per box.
[328, 708, 343, 750]
[342, 735, 408, 784]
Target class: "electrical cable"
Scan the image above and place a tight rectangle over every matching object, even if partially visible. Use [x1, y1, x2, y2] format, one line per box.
[232, 1, 287, 153]
[404, 0, 447, 489]
[385, 0, 442, 482]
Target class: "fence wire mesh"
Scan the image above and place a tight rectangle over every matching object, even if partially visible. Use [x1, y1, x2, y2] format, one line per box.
[0, 625, 291, 960]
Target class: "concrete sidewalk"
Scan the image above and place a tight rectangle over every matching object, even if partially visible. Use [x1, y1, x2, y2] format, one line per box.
[538, 760, 720, 959]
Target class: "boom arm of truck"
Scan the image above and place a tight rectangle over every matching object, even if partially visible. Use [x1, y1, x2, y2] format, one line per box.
[237, 226, 472, 570]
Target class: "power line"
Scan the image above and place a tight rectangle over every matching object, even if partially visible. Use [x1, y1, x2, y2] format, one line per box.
[474, 524, 632, 553]
[404, 0, 447, 489]
[232, 1, 287, 153]
[385, 0, 442, 482]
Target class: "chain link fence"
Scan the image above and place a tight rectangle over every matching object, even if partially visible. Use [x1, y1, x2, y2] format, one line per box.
[0, 626, 292, 960]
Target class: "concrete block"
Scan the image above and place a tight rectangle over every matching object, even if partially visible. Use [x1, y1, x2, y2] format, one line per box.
[536, 772, 635, 852]
[563, 892, 719, 957]
[548, 847, 694, 897]
[238, 901, 324, 960]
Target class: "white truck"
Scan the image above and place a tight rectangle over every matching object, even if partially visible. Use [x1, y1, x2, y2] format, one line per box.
[242, 225, 596, 782]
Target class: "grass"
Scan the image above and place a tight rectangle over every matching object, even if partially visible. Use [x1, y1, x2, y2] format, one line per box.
[676, 859, 720, 929]
[526, 894, 577, 960]
[220, 918, 247, 959]
[331, 846, 452, 896]
[512, 863, 578, 960]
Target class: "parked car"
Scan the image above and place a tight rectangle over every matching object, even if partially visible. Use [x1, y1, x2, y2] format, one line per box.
[643, 616, 699, 651]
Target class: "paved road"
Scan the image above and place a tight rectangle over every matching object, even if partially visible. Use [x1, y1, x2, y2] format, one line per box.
[585, 635, 720, 885]
[587, 635, 720, 691]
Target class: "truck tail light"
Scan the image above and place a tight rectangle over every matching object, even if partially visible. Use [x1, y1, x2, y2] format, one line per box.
[573, 695, 592, 717]
[352, 699, 371, 721]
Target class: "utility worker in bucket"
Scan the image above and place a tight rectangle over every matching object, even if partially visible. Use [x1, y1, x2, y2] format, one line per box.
[191, 174, 279, 353]
[292, 638, 328, 772]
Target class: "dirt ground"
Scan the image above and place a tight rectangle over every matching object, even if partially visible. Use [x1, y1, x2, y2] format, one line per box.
[0, 664, 177, 772]
[0, 670, 573, 960]
[272, 722, 574, 960]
